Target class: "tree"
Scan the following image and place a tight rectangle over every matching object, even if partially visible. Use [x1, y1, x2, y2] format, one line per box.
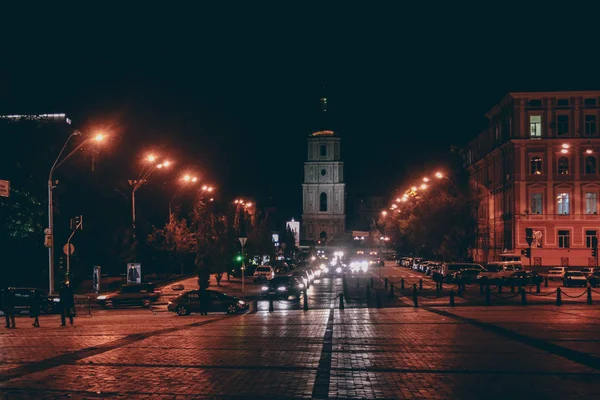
[147, 215, 195, 275]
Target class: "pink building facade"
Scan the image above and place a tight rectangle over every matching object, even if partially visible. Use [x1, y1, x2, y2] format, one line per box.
[464, 91, 600, 267]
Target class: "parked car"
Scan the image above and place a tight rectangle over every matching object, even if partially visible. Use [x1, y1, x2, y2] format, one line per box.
[453, 268, 483, 284]
[505, 271, 543, 286]
[261, 276, 305, 299]
[167, 290, 248, 315]
[478, 262, 524, 283]
[253, 265, 275, 282]
[96, 283, 160, 308]
[437, 263, 485, 283]
[588, 271, 600, 287]
[580, 267, 600, 277]
[1, 287, 61, 315]
[563, 271, 588, 287]
[548, 267, 568, 281]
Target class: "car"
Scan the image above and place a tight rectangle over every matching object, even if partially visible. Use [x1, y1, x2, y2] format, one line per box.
[548, 267, 568, 281]
[589, 271, 600, 287]
[290, 270, 311, 288]
[437, 263, 485, 283]
[453, 268, 483, 284]
[260, 276, 305, 299]
[1, 287, 61, 315]
[580, 267, 600, 277]
[167, 290, 248, 315]
[563, 271, 588, 287]
[96, 283, 160, 308]
[505, 271, 543, 286]
[478, 263, 524, 283]
[253, 265, 275, 282]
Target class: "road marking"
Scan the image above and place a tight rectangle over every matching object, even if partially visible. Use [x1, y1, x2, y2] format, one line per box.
[312, 308, 334, 399]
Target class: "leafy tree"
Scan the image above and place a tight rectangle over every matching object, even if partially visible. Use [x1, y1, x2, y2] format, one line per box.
[147, 215, 196, 275]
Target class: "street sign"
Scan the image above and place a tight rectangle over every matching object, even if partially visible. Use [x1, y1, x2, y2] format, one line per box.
[44, 228, 52, 235]
[239, 237, 247, 247]
[0, 180, 9, 197]
[63, 243, 75, 255]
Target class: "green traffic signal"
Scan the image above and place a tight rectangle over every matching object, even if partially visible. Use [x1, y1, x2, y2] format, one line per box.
[236, 255, 243, 262]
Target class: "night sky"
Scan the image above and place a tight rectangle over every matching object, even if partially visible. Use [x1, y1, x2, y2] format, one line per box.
[2, 5, 599, 220]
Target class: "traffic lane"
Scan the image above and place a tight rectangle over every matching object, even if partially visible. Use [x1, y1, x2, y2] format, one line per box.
[256, 275, 342, 311]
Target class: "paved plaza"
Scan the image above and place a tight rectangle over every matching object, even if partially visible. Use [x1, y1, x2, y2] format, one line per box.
[2, 302, 600, 399]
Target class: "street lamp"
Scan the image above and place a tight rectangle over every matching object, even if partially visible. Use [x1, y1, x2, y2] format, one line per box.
[169, 173, 199, 216]
[47, 130, 107, 294]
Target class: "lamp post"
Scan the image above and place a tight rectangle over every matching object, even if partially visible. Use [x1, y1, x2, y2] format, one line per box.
[47, 132, 105, 294]
[169, 174, 198, 216]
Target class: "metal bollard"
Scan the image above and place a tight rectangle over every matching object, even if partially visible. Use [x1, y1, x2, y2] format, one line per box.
[370, 277, 374, 288]
[544, 277, 548, 288]
[536, 282, 541, 294]
[419, 279, 423, 290]
[485, 285, 491, 306]
[498, 284, 503, 294]
[457, 283, 463, 296]
[521, 288, 527, 306]
[401, 278, 405, 290]
[303, 291, 308, 311]
[438, 281, 443, 292]
[389, 283, 395, 298]
[480, 284, 484, 295]
[339, 293, 345, 310]
[587, 287, 593, 305]
[384, 277, 388, 289]
[376, 292, 382, 308]
[510, 282, 515, 293]
[449, 289, 455, 306]
[269, 296, 274, 312]
[366, 285, 370, 299]
[412, 284, 418, 307]
[556, 287, 562, 306]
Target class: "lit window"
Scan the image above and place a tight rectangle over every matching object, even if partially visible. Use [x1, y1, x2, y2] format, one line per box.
[586, 230, 597, 248]
[530, 157, 542, 175]
[530, 193, 543, 214]
[558, 157, 569, 175]
[558, 230, 570, 248]
[585, 115, 597, 136]
[529, 115, 542, 138]
[557, 193, 570, 215]
[556, 115, 569, 136]
[585, 192, 597, 214]
[585, 156, 597, 174]
[320, 145, 327, 157]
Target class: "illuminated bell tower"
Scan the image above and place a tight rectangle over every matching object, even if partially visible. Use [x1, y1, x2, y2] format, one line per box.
[302, 92, 346, 242]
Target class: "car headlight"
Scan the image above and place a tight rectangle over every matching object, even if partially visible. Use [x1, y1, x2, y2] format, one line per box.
[261, 286, 268, 291]
[323, 267, 329, 273]
[298, 283, 304, 289]
[52, 298, 61, 302]
[168, 301, 173, 306]
[336, 267, 342, 273]
[277, 286, 287, 291]
[238, 300, 246, 305]
[96, 295, 107, 300]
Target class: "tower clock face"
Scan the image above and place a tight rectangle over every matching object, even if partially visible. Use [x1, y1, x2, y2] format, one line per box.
[321, 169, 326, 176]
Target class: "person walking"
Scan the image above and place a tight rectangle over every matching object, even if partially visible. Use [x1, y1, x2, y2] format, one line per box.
[2, 289, 16, 329]
[30, 291, 41, 328]
[59, 282, 75, 326]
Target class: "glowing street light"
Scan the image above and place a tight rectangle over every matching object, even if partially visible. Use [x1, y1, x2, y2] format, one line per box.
[381, 211, 388, 216]
[586, 149, 593, 154]
[420, 183, 428, 190]
[422, 177, 429, 182]
[169, 173, 199, 215]
[411, 186, 418, 191]
[146, 154, 157, 163]
[435, 172, 444, 179]
[562, 143, 570, 149]
[561, 149, 568, 154]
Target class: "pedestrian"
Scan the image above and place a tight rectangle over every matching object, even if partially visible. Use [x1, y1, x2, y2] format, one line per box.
[199, 288, 209, 316]
[59, 282, 75, 326]
[30, 290, 41, 328]
[2, 289, 16, 329]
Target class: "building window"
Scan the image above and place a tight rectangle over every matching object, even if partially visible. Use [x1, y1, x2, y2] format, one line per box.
[530, 157, 543, 175]
[556, 115, 569, 136]
[585, 156, 597, 174]
[320, 169, 326, 176]
[530, 193, 543, 214]
[558, 157, 569, 175]
[585, 115, 597, 136]
[529, 115, 542, 138]
[584, 98, 597, 107]
[529, 99, 542, 107]
[320, 145, 327, 157]
[319, 192, 327, 212]
[557, 98, 569, 107]
[585, 192, 597, 214]
[558, 230, 570, 248]
[586, 230, 597, 248]
[557, 193, 570, 215]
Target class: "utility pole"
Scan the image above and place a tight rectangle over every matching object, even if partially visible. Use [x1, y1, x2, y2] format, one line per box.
[66, 216, 83, 284]
[239, 237, 247, 298]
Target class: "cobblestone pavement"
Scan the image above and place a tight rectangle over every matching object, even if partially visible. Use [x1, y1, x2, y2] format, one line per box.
[2, 303, 600, 399]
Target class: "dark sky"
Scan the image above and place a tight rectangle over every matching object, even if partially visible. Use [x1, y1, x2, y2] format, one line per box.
[2, 5, 599, 219]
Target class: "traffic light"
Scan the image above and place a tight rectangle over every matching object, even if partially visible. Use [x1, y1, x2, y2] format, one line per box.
[521, 248, 531, 258]
[70, 215, 83, 231]
[236, 255, 243, 262]
[593, 248, 597, 258]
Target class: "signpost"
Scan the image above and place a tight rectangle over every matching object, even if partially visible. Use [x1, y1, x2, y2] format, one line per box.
[65, 216, 83, 285]
[239, 237, 247, 298]
[0, 179, 9, 197]
[524, 228, 533, 269]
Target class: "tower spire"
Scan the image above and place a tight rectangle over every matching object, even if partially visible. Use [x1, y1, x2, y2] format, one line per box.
[320, 83, 327, 112]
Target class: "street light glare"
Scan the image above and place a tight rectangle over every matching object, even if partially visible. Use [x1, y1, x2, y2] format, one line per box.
[163, 160, 171, 167]
[192, 177, 198, 182]
[420, 183, 428, 190]
[246, 202, 252, 207]
[422, 177, 429, 182]
[435, 172, 444, 179]
[183, 175, 191, 182]
[411, 186, 418, 191]
[94, 133, 105, 142]
[381, 211, 387, 216]
[147, 154, 157, 162]
[156, 164, 163, 169]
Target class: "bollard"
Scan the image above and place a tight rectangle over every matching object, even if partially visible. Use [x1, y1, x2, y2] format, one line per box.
[480, 284, 484, 295]
[303, 291, 308, 311]
[587, 287, 593, 305]
[412, 284, 418, 307]
[510, 282, 515, 293]
[536, 282, 541, 294]
[544, 277, 548, 288]
[438, 281, 443, 292]
[498, 283, 503, 294]
[457, 282, 463, 296]
[376, 292, 382, 308]
[485, 285, 491, 306]
[556, 287, 562, 306]
[521, 288, 527, 306]
[269, 296, 274, 312]
[389, 283, 395, 298]
[339, 293, 345, 310]
[366, 285, 370, 299]
[419, 279, 423, 290]
[449, 289, 455, 306]
[384, 277, 388, 289]
[370, 277, 374, 288]
[401, 278, 405, 290]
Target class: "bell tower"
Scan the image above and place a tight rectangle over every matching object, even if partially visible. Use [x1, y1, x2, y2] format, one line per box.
[301, 90, 346, 242]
